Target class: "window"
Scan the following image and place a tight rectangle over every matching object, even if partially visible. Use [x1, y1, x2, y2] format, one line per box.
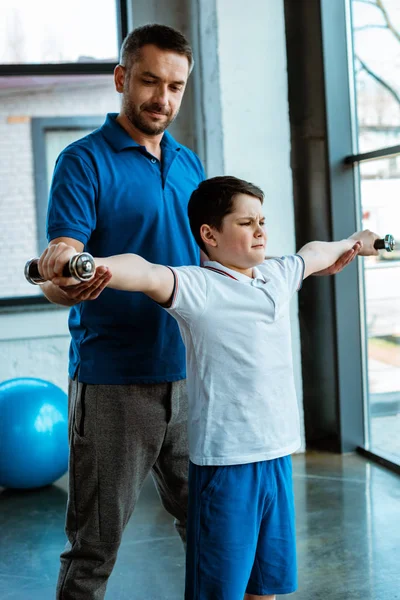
[0, 1, 127, 304]
[349, 0, 400, 467]
[0, 0, 120, 66]
[352, 0, 400, 153]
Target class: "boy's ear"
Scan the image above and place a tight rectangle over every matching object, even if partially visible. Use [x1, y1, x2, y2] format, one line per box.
[200, 224, 218, 249]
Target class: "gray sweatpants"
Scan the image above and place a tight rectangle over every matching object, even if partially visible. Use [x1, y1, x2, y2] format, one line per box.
[56, 378, 189, 599]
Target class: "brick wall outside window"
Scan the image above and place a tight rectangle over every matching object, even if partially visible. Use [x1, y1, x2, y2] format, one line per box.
[0, 79, 120, 299]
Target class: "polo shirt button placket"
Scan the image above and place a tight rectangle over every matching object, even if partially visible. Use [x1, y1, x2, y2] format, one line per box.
[252, 279, 266, 288]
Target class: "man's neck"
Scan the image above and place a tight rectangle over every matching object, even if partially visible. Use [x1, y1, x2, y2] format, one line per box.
[116, 114, 163, 160]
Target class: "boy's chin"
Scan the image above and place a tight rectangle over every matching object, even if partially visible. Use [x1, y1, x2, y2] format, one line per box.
[249, 250, 266, 264]
[217, 251, 265, 269]
[235, 257, 265, 269]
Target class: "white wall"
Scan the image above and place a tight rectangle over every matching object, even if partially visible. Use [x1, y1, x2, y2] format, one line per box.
[195, 0, 305, 447]
[0, 309, 70, 391]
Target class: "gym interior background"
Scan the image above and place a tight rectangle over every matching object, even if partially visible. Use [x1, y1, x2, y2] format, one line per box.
[0, 0, 399, 598]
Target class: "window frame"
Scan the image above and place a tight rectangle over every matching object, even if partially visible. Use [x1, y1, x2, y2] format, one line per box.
[32, 116, 104, 254]
[322, 0, 400, 472]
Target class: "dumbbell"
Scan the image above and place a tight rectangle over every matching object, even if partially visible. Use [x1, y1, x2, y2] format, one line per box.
[373, 234, 396, 252]
[24, 252, 95, 285]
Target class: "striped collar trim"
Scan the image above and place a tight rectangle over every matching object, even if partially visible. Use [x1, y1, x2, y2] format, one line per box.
[202, 261, 266, 283]
[203, 265, 239, 280]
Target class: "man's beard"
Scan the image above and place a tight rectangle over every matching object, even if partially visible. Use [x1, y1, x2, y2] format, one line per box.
[123, 98, 178, 135]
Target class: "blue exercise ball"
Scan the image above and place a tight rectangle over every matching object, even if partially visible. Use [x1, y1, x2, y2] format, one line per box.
[0, 378, 68, 489]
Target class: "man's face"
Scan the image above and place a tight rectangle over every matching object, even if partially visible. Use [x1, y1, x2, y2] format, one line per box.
[116, 44, 189, 135]
[207, 194, 267, 269]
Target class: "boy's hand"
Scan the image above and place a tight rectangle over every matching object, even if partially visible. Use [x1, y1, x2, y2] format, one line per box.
[313, 242, 361, 276]
[57, 266, 112, 301]
[348, 230, 380, 256]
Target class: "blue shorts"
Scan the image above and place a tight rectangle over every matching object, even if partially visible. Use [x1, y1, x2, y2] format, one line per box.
[185, 456, 297, 599]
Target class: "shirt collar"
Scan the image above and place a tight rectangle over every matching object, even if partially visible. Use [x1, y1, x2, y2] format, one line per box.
[101, 113, 182, 153]
[203, 261, 266, 284]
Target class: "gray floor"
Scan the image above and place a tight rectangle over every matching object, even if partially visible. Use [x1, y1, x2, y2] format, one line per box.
[0, 452, 399, 600]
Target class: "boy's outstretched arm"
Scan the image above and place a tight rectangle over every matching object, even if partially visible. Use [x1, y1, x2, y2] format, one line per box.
[96, 255, 174, 304]
[312, 243, 361, 276]
[297, 229, 380, 279]
[38, 242, 175, 305]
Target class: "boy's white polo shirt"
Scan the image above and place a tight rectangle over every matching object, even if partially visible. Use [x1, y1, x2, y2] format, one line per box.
[165, 255, 305, 466]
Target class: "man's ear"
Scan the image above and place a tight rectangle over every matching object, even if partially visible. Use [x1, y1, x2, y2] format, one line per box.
[114, 64, 126, 93]
[200, 224, 218, 250]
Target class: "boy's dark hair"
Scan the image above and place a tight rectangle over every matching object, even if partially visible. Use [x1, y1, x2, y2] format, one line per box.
[188, 176, 264, 255]
[120, 24, 194, 74]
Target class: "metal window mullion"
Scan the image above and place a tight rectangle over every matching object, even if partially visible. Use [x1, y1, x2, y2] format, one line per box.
[116, 0, 130, 48]
[345, 144, 400, 164]
[0, 63, 117, 76]
[0, 296, 50, 309]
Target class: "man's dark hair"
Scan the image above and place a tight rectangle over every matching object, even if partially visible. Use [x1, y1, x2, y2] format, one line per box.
[120, 24, 194, 74]
[188, 176, 264, 255]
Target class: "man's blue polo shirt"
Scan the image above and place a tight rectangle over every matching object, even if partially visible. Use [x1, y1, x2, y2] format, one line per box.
[47, 113, 205, 384]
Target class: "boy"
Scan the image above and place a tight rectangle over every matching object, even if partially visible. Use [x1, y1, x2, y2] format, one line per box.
[38, 176, 379, 600]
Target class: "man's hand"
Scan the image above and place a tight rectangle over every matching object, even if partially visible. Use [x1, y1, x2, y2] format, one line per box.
[313, 242, 362, 276]
[39, 242, 112, 303]
[38, 242, 77, 283]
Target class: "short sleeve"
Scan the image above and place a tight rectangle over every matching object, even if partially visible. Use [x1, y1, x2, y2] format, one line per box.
[47, 151, 98, 245]
[164, 266, 208, 323]
[256, 255, 304, 318]
[288, 254, 305, 293]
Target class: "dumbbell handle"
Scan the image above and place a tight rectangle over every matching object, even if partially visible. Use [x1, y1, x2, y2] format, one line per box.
[25, 252, 95, 285]
[373, 234, 396, 252]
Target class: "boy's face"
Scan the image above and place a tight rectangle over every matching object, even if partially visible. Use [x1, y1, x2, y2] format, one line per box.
[204, 193, 267, 271]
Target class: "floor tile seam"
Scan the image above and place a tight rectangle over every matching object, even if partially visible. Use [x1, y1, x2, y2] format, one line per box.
[293, 473, 367, 484]
[122, 534, 180, 547]
[0, 573, 49, 581]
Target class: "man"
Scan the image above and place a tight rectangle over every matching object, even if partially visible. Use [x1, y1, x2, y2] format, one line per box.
[41, 24, 205, 599]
